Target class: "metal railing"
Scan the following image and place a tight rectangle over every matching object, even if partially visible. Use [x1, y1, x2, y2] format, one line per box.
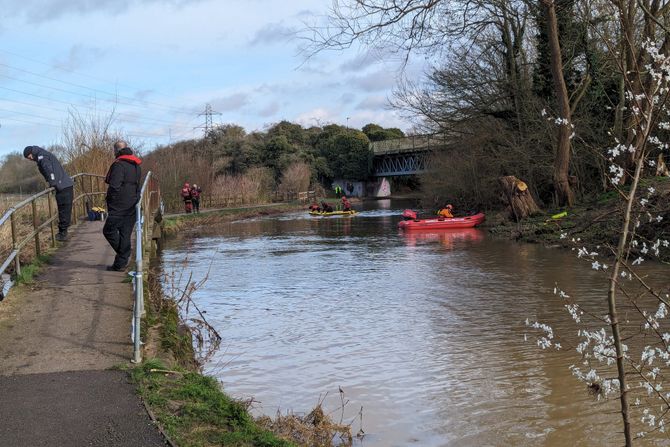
[0, 173, 106, 284]
[132, 172, 162, 363]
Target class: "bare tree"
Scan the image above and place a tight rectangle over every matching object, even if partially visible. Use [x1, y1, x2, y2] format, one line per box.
[60, 109, 124, 175]
[306, 0, 582, 205]
[542, 0, 576, 206]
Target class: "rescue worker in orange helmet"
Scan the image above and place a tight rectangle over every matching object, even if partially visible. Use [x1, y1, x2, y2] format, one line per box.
[437, 204, 454, 218]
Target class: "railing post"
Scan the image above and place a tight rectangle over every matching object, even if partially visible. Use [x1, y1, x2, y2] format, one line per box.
[48, 193, 56, 247]
[82, 176, 88, 218]
[73, 178, 79, 223]
[32, 200, 41, 258]
[132, 171, 154, 364]
[10, 213, 20, 276]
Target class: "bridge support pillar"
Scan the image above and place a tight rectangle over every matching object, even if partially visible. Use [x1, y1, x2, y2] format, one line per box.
[369, 177, 391, 198]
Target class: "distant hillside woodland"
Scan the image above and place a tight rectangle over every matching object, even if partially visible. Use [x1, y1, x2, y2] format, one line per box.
[143, 122, 403, 209]
[0, 120, 404, 210]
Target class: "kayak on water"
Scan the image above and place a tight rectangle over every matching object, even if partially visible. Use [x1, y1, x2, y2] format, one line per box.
[398, 212, 486, 230]
[309, 210, 358, 216]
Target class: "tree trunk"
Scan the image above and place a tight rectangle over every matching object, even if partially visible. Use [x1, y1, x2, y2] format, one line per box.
[543, 0, 575, 207]
[499, 176, 540, 221]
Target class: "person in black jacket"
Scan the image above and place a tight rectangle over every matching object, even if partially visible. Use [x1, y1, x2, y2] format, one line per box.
[23, 145, 74, 241]
[103, 141, 142, 271]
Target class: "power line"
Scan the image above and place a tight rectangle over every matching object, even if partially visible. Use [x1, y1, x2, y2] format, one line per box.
[0, 72, 195, 118]
[0, 50, 207, 145]
[0, 116, 60, 128]
[0, 86, 196, 129]
[0, 54, 195, 115]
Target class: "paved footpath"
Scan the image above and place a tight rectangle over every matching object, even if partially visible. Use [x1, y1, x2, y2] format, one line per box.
[0, 221, 167, 446]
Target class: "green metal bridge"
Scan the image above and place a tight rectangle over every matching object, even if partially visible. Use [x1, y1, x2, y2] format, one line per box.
[371, 135, 447, 176]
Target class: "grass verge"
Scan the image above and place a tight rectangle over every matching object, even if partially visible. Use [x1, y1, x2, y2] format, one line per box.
[132, 359, 293, 447]
[138, 271, 293, 447]
[14, 252, 53, 285]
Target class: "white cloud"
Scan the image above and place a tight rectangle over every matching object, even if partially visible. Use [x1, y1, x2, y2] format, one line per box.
[294, 107, 342, 127]
[51, 45, 106, 71]
[348, 69, 398, 92]
[0, 0, 205, 23]
[355, 95, 388, 111]
[210, 93, 250, 112]
[258, 101, 280, 117]
[249, 22, 296, 46]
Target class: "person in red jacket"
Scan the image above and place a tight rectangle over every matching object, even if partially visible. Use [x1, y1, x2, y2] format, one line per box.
[341, 196, 351, 211]
[103, 141, 142, 271]
[181, 183, 192, 213]
[190, 184, 202, 213]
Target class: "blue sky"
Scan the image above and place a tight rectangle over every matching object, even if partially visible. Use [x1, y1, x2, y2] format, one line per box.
[0, 0, 425, 158]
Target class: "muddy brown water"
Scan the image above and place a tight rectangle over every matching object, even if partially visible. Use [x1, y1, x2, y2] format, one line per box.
[160, 200, 665, 446]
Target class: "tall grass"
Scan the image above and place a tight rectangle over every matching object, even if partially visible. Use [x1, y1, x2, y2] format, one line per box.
[0, 193, 55, 275]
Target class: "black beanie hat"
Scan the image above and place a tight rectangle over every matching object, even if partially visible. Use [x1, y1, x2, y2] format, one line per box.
[23, 146, 35, 158]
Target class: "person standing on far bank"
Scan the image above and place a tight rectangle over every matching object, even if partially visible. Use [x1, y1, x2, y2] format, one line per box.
[191, 184, 202, 213]
[23, 145, 74, 241]
[103, 141, 142, 272]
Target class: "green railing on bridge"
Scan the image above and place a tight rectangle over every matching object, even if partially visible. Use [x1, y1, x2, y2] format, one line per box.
[370, 134, 448, 155]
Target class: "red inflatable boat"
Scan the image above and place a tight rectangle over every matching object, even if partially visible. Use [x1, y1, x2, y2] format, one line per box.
[398, 212, 486, 230]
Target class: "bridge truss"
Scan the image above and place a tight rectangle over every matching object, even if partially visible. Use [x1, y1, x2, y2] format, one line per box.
[372, 151, 431, 177]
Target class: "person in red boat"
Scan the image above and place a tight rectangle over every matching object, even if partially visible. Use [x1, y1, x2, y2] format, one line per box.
[181, 183, 193, 214]
[321, 201, 334, 213]
[341, 196, 351, 212]
[402, 209, 417, 220]
[437, 204, 454, 218]
[308, 202, 321, 212]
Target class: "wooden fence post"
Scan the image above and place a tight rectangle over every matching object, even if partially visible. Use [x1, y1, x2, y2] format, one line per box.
[32, 200, 41, 258]
[10, 213, 20, 276]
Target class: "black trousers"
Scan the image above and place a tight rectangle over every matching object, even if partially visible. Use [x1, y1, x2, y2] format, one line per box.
[192, 198, 200, 212]
[55, 186, 73, 233]
[103, 212, 136, 269]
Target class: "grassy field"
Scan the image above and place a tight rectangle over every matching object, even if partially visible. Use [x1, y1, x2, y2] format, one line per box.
[0, 194, 30, 214]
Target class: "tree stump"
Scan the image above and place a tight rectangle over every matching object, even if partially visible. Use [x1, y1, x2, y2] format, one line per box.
[657, 154, 669, 177]
[499, 176, 541, 221]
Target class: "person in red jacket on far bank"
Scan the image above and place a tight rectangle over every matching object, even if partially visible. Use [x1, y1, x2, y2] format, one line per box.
[190, 184, 202, 213]
[181, 183, 193, 214]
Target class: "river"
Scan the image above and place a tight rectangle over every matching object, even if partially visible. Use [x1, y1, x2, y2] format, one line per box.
[160, 200, 655, 446]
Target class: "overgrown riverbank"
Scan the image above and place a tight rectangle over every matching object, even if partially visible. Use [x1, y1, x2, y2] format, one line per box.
[486, 177, 670, 262]
[138, 204, 354, 447]
[162, 203, 307, 237]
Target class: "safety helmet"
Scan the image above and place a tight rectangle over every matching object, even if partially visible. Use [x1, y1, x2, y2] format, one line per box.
[446, 204, 453, 209]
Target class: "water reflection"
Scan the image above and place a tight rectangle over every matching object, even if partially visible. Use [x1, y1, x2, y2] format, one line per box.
[161, 202, 662, 446]
[401, 228, 485, 249]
